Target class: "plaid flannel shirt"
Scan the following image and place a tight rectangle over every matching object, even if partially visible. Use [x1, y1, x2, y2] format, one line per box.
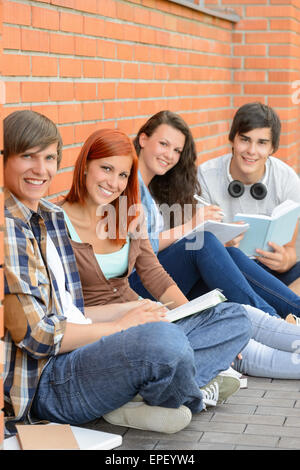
[4, 189, 84, 434]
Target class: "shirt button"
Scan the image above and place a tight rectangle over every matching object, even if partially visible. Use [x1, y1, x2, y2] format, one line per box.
[113, 288, 118, 293]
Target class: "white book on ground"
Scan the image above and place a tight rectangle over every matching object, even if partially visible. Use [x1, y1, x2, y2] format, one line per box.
[3, 423, 122, 450]
[166, 289, 227, 323]
[175, 219, 249, 245]
[234, 199, 300, 257]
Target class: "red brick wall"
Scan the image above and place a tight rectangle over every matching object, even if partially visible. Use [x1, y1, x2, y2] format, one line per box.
[2, 0, 242, 198]
[206, 0, 300, 171]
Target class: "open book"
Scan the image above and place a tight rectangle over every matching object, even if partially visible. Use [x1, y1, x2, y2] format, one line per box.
[175, 219, 249, 245]
[234, 199, 300, 257]
[166, 289, 227, 323]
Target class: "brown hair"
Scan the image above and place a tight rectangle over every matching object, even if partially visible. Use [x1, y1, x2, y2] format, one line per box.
[4, 109, 63, 166]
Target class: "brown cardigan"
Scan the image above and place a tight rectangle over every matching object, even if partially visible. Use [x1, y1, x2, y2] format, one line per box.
[69, 235, 176, 307]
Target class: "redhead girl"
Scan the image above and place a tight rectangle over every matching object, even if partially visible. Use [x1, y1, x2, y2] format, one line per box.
[61, 128, 252, 431]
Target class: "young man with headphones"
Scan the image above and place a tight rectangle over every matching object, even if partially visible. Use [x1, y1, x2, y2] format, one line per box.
[198, 102, 300, 289]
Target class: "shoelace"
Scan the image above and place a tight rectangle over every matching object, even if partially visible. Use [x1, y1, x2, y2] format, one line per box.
[292, 315, 300, 326]
[201, 381, 219, 406]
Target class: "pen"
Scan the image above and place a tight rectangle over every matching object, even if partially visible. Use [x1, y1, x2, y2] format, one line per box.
[193, 194, 225, 217]
[193, 194, 210, 206]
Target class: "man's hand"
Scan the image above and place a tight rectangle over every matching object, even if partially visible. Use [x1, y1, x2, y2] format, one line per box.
[255, 242, 290, 273]
[225, 221, 246, 248]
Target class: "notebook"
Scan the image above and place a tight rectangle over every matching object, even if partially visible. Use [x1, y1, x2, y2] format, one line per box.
[3, 423, 122, 450]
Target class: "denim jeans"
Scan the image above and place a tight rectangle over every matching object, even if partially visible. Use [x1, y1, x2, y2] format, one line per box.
[31, 303, 251, 425]
[129, 232, 300, 319]
[255, 259, 300, 286]
[234, 305, 300, 379]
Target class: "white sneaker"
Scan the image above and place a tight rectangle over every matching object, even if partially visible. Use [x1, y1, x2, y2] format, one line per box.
[220, 367, 248, 389]
[103, 400, 192, 434]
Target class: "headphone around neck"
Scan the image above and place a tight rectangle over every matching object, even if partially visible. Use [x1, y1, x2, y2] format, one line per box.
[227, 156, 268, 201]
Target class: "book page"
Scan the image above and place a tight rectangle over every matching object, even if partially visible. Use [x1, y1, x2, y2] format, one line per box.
[166, 289, 226, 323]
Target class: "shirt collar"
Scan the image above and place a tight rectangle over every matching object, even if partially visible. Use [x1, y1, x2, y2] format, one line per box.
[4, 188, 62, 223]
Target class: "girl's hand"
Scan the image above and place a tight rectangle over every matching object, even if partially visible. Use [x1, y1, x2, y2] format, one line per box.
[114, 299, 168, 331]
[203, 205, 224, 222]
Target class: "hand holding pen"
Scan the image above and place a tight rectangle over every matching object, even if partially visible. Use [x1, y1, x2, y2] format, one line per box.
[193, 195, 225, 221]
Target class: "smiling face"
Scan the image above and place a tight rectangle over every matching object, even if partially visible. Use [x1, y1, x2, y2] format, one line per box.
[85, 155, 133, 207]
[230, 127, 273, 184]
[138, 124, 186, 185]
[4, 142, 59, 211]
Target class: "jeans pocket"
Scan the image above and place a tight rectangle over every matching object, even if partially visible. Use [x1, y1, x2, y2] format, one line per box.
[49, 355, 72, 385]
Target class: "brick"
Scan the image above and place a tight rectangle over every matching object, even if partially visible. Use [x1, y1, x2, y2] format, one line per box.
[3, 54, 30, 76]
[74, 82, 97, 101]
[103, 61, 122, 79]
[246, 424, 300, 438]
[74, 122, 100, 143]
[59, 145, 80, 170]
[31, 104, 59, 124]
[82, 59, 103, 78]
[97, 82, 116, 100]
[21, 81, 49, 103]
[48, 170, 73, 196]
[58, 125, 74, 147]
[60, 11, 83, 34]
[31, 6, 60, 30]
[49, 82, 74, 101]
[97, 40, 116, 59]
[59, 58, 82, 78]
[5, 81, 21, 104]
[21, 29, 50, 53]
[58, 103, 82, 124]
[2, 25, 21, 50]
[200, 431, 278, 448]
[3, 1, 31, 25]
[82, 102, 103, 121]
[75, 36, 97, 57]
[50, 32, 74, 55]
[32, 56, 58, 77]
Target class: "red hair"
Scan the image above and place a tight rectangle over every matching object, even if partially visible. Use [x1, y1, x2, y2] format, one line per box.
[65, 128, 140, 245]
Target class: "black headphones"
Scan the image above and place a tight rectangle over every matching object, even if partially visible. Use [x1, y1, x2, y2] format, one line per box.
[228, 180, 267, 200]
[227, 155, 268, 200]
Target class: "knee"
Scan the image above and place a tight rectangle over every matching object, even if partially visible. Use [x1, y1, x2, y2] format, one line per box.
[203, 231, 219, 247]
[129, 322, 192, 366]
[219, 302, 252, 342]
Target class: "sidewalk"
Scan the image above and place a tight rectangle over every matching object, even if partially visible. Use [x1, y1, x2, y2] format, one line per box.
[82, 377, 300, 450]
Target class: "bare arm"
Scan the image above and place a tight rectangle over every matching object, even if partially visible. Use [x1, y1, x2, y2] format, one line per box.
[60, 300, 168, 354]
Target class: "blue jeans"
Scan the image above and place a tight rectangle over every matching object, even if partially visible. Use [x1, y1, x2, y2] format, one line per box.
[129, 232, 300, 319]
[255, 259, 300, 286]
[234, 305, 300, 379]
[31, 303, 251, 425]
